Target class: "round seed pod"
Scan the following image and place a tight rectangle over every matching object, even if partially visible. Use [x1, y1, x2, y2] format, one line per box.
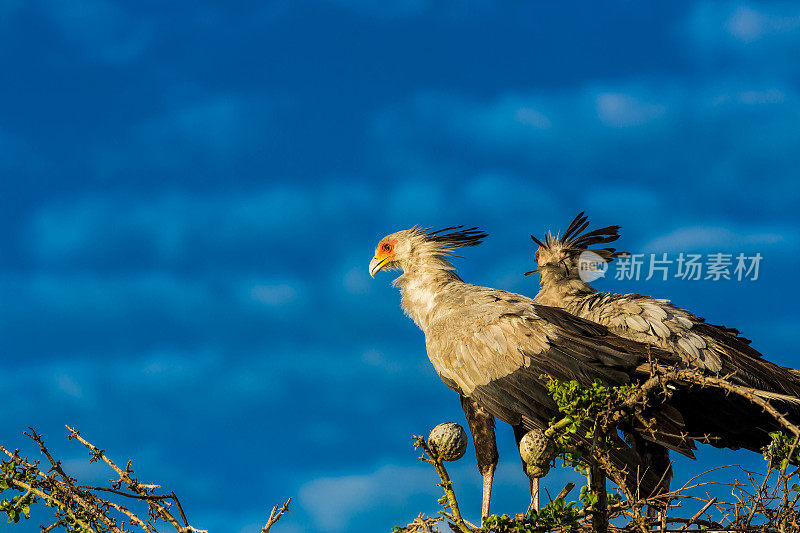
[428, 423, 468, 461]
[519, 429, 557, 477]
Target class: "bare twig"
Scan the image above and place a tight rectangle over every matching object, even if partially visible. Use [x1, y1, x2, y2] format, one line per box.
[678, 497, 717, 530]
[555, 482, 576, 501]
[262, 498, 292, 533]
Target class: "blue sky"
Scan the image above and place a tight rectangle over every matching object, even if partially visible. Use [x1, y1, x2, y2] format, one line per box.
[2, 1, 799, 531]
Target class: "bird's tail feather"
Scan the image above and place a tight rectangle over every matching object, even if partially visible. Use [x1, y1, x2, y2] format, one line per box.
[752, 389, 800, 404]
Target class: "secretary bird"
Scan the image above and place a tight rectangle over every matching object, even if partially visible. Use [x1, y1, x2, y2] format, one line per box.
[526, 212, 800, 503]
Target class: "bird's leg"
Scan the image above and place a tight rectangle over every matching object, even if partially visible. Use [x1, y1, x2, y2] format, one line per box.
[634, 436, 672, 525]
[513, 424, 541, 512]
[529, 475, 540, 512]
[459, 395, 499, 523]
[481, 462, 496, 520]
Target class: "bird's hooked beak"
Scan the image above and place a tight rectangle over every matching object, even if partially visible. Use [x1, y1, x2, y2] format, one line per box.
[370, 238, 399, 278]
[526, 261, 567, 277]
[369, 256, 389, 278]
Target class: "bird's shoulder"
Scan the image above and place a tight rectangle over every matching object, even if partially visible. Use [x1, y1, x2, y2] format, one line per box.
[427, 284, 627, 350]
[429, 285, 537, 331]
[423, 287, 550, 395]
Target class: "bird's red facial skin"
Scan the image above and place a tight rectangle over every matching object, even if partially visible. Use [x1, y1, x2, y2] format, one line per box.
[375, 239, 397, 260]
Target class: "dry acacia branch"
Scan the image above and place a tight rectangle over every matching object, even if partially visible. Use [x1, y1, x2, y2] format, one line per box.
[65, 425, 191, 532]
[395, 513, 441, 532]
[262, 498, 291, 533]
[1, 426, 292, 533]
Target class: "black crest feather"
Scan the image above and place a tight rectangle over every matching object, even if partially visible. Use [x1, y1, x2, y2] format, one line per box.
[562, 211, 591, 242]
[551, 212, 621, 250]
[426, 225, 488, 249]
[532, 212, 625, 264]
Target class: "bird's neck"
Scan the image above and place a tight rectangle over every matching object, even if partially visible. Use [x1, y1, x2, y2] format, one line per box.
[534, 269, 595, 307]
[395, 261, 462, 331]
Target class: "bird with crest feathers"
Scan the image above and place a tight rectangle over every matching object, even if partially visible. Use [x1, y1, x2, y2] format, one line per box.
[370, 225, 705, 521]
[526, 212, 800, 505]
[527, 212, 800, 409]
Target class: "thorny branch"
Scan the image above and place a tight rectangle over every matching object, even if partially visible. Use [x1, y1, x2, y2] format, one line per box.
[0, 426, 291, 533]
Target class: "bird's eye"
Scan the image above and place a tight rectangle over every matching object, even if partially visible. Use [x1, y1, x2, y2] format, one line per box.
[382, 243, 392, 252]
[535, 250, 540, 261]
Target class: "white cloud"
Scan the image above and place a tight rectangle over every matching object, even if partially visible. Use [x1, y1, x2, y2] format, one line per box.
[642, 225, 796, 253]
[735, 88, 785, 104]
[59, 456, 112, 484]
[684, 1, 800, 69]
[723, 3, 800, 42]
[250, 283, 300, 306]
[56, 374, 84, 399]
[595, 92, 667, 128]
[342, 266, 372, 295]
[514, 107, 552, 129]
[298, 464, 437, 532]
[115, 349, 220, 389]
[0, 359, 99, 408]
[360, 348, 405, 374]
